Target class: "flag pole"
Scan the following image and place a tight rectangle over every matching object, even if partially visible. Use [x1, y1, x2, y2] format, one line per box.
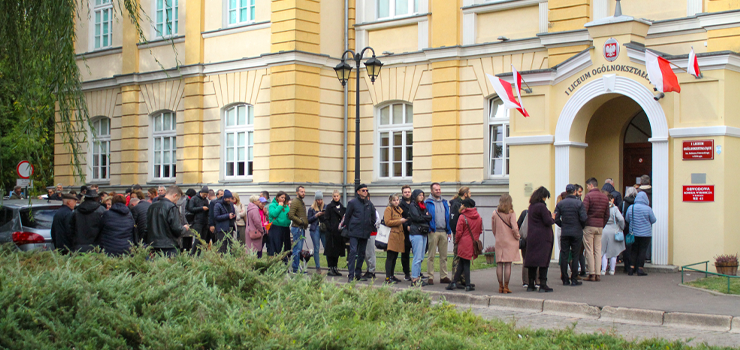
[512, 65, 533, 93]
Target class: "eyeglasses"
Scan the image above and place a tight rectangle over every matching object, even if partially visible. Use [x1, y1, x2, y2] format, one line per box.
[359, 189, 368, 192]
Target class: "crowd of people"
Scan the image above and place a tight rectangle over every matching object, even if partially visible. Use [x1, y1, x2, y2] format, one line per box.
[42, 174, 655, 293]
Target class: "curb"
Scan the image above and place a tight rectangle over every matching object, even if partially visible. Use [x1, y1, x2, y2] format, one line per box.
[663, 312, 733, 332]
[489, 295, 544, 312]
[599, 306, 664, 326]
[677, 283, 740, 298]
[543, 300, 600, 319]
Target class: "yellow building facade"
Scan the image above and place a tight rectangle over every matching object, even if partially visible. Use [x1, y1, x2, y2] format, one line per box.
[60, 0, 740, 266]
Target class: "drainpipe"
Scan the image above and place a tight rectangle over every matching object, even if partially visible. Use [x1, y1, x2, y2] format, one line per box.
[342, 0, 349, 205]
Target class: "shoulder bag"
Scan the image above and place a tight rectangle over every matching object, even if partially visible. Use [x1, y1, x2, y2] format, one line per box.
[246, 211, 263, 240]
[518, 213, 528, 250]
[339, 215, 349, 238]
[613, 210, 625, 242]
[463, 215, 483, 256]
[625, 205, 635, 245]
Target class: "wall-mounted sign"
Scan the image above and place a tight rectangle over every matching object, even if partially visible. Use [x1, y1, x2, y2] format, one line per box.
[682, 140, 714, 160]
[683, 185, 714, 202]
[604, 38, 619, 62]
[564, 64, 650, 96]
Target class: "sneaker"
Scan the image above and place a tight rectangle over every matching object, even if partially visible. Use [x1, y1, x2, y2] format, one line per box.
[600, 270, 606, 276]
[363, 272, 376, 279]
[637, 269, 648, 276]
[385, 277, 398, 285]
[465, 285, 475, 292]
[608, 270, 615, 276]
[419, 273, 428, 280]
[570, 280, 582, 286]
[356, 275, 368, 282]
[522, 284, 528, 288]
[390, 276, 402, 283]
[412, 279, 428, 287]
[404, 273, 412, 281]
[445, 283, 457, 290]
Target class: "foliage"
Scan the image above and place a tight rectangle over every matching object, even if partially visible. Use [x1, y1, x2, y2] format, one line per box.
[714, 253, 739, 266]
[0, 242, 731, 349]
[0, 0, 147, 195]
[687, 276, 740, 295]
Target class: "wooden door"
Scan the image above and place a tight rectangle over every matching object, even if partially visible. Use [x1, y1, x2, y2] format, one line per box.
[623, 142, 652, 191]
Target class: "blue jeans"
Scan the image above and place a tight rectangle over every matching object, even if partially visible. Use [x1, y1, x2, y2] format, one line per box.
[310, 228, 324, 268]
[348, 237, 368, 280]
[291, 227, 306, 272]
[410, 234, 428, 279]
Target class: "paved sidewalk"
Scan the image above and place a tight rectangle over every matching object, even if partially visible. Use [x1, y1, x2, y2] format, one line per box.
[459, 304, 740, 348]
[324, 263, 740, 316]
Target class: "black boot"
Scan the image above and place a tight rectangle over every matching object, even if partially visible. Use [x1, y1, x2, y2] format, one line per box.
[334, 267, 343, 277]
[445, 282, 457, 291]
[538, 277, 553, 293]
[526, 272, 537, 292]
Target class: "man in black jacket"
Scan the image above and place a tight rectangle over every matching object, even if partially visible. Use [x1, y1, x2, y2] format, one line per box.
[187, 186, 210, 242]
[129, 197, 151, 244]
[344, 184, 377, 282]
[146, 185, 189, 256]
[71, 190, 106, 252]
[554, 184, 588, 286]
[602, 178, 623, 213]
[50, 193, 77, 253]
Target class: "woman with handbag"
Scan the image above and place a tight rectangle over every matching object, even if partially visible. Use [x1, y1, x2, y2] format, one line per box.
[324, 190, 346, 276]
[491, 194, 520, 293]
[245, 195, 266, 257]
[446, 198, 482, 292]
[408, 189, 432, 287]
[383, 193, 407, 284]
[601, 192, 625, 276]
[525, 186, 556, 293]
[307, 191, 326, 271]
[625, 191, 656, 276]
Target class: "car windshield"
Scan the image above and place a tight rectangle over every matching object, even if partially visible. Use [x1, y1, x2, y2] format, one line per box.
[20, 207, 60, 229]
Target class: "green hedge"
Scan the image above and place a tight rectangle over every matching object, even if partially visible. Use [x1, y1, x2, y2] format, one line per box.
[0, 243, 726, 349]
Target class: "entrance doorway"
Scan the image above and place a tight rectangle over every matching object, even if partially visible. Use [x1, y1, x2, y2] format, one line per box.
[622, 111, 652, 192]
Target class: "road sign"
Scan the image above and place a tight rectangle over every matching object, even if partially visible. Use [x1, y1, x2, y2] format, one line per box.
[17, 161, 33, 179]
[16, 179, 31, 188]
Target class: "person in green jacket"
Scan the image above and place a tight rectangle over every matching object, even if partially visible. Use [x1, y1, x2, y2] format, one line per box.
[267, 191, 291, 257]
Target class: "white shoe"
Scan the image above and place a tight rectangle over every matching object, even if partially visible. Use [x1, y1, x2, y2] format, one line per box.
[600, 270, 606, 275]
[608, 270, 615, 275]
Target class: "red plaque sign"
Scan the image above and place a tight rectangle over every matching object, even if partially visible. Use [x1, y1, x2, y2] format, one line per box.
[682, 140, 714, 160]
[683, 185, 714, 202]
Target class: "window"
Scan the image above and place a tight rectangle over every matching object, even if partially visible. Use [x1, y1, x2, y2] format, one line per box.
[378, 103, 413, 179]
[152, 111, 177, 179]
[156, 0, 179, 37]
[228, 0, 256, 25]
[93, 0, 113, 49]
[91, 117, 111, 181]
[377, 0, 418, 19]
[488, 98, 510, 177]
[224, 104, 254, 178]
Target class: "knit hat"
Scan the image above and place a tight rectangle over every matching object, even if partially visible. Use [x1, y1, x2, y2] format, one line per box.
[461, 198, 476, 208]
[565, 184, 576, 193]
[315, 190, 323, 200]
[185, 189, 197, 197]
[200, 186, 209, 194]
[223, 190, 234, 199]
[355, 183, 368, 192]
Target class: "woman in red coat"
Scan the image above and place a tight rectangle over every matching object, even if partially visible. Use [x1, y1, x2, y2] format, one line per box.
[446, 198, 482, 292]
[525, 186, 555, 293]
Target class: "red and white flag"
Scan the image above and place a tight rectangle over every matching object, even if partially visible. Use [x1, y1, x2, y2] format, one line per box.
[687, 47, 701, 78]
[645, 50, 680, 93]
[511, 65, 529, 117]
[486, 73, 529, 117]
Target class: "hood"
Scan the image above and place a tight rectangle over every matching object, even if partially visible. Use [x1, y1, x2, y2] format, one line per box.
[411, 189, 424, 203]
[602, 183, 616, 193]
[460, 207, 480, 220]
[109, 202, 131, 216]
[426, 195, 443, 203]
[636, 191, 650, 206]
[77, 199, 101, 214]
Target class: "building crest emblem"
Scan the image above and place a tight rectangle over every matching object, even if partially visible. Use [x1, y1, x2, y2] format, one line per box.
[604, 38, 619, 62]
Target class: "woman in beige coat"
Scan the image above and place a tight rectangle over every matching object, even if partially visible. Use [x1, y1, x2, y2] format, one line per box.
[234, 193, 247, 244]
[383, 193, 407, 285]
[492, 193, 521, 294]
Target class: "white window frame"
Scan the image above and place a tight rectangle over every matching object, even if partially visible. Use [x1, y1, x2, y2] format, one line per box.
[227, 0, 256, 26]
[155, 0, 179, 38]
[377, 0, 419, 19]
[93, 0, 113, 50]
[223, 104, 255, 180]
[376, 102, 413, 180]
[488, 98, 510, 178]
[90, 116, 111, 182]
[151, 111, 177, 181]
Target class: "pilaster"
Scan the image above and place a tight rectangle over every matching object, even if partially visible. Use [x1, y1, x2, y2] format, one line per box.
[119, 85, 141, 185]
[548, 0, 591, 33]
[271, 0, 321, 53]
[430, 60, 461, 182]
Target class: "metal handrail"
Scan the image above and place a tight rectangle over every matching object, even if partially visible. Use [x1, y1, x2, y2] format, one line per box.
[681, 260, 738, 294]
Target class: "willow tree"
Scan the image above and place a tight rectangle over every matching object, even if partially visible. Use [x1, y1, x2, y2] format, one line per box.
[0, 0, 147, 196]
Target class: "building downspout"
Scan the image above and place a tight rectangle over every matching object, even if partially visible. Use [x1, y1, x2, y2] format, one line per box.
[342, 0, 349, 205]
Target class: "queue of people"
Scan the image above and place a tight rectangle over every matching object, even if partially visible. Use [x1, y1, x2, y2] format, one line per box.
[45, 174, 655, 294]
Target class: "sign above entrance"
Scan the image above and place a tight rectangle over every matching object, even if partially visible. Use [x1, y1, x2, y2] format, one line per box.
[563, 65, 650, 96]
[682, 140, 714, 160]
[604, 38, 620, 62]
[683, 185, 714, 202]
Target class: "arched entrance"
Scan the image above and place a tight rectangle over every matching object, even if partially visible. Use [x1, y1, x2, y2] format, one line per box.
[555, 75, 669, 265]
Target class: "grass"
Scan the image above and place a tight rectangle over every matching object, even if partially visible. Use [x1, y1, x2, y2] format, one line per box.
[686, 276, 740, 295]
[0, 242, 733, 349]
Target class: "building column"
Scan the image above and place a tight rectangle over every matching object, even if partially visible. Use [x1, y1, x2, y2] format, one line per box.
[119, 85, 141, 185]
[181, 0, 206, 185]
[430, 60, 461, 182]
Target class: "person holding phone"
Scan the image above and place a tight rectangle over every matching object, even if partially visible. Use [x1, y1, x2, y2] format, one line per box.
[268, 191, 291, 258]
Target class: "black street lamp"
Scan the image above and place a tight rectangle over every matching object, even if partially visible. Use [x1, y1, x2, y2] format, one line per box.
[334, 47, 383, 189]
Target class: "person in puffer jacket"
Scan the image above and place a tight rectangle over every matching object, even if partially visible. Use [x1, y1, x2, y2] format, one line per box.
[100, 195, 135, 256]
[624, 191, 656, 276]
[71, 190, 106, 252]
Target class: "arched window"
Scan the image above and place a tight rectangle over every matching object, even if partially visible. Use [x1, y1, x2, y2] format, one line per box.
[91, 117, 110, 181]
[224, 104, 254, 178]
[377, 102, 413, 179]
[488, 98, 510, 177]
[152, 111, 177, 179]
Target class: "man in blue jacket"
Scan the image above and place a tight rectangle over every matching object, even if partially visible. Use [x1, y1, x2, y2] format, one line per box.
[424, 183, 451, 285]
[214, 190, 236, 253]
[344, 184, 377, 283]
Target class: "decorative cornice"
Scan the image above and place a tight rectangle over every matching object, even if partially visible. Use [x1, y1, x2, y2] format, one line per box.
[669, 126, 740, 138]
[537, 29, 592, 49]
[354, 13, 430, 30]
[461, 0, 546, 15]
[507, 135, 554, 145]
[625, 44, 740, 73]
[201, 21, 271, 39]
[136, 35, 185, 50]
[76, 46, 123, 59]
[554, 141, 588, 148]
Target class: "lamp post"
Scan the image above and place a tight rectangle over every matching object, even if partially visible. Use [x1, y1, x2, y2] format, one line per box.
[334, 47, 383, 190]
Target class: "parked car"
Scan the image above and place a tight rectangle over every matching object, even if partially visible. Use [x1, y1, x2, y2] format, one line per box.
[0, 200, 63, 251]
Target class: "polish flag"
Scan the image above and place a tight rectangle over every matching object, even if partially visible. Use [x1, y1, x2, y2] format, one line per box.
[486, 74, 529, 117]
[645, 50, 681, 93]
[687, 47, 701, 78]
[511, 65, 530, 117]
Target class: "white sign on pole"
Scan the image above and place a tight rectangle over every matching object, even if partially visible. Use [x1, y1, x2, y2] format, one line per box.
[16, 179, 31, 187]
[17, 161, 33, 179]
